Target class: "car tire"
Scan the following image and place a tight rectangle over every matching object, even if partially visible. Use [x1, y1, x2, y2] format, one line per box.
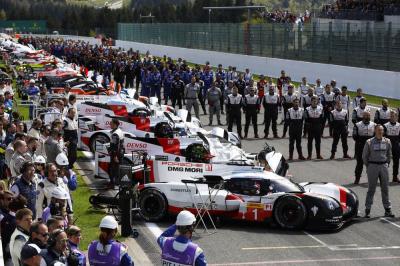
[89, 133, 110, 153]
[273, 196, 307, 230]
[139, 189, 168, 222]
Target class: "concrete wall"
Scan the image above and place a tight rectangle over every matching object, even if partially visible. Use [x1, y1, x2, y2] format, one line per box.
[116, 40, 400, 99]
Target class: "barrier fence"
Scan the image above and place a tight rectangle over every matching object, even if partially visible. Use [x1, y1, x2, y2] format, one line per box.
[118, 22, 400, 72]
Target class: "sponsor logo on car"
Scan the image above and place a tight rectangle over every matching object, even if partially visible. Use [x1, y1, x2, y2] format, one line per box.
[84, 108, 102, 113]
[126, 142, 148, 149]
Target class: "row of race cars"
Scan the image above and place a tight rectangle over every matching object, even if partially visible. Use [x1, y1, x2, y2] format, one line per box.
[2, 34, 359, 231]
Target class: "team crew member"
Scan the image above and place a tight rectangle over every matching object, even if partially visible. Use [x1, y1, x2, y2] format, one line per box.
[184, 77, 201, 119]
[353, 88, 364, 108]
[10, 208, 33, 266]
[41, 229, 68, 265]
[301, 87, 316, 137]
[207, 82, 222, 126]
[286, 98, 306, 160]
[374, 99, 391, 125]
[337, 86, 351, 112]
[352, 98, 370, 126]
[108, 118, 124, 189]
[88, 216, 134, 266]
[171, 74, 185, 109]
[353, 112, 376, 184]
[63, 108, 78, 169]
[67, 226, 86, 266]
[226, 87, 243, 139]
[363, 125, 394, 218]
[158, 210, 206, 266]
[263, 85, 279, 139]
[298, 77, 310, 96]
[330, 101, 351, 159]
[215, 74, 225, 114]
[195, 73, 207, 115]
[281, 85, 296, 138]
[321, 84, 335, 137]
[304, 96, 324, 159]
[244, 87, 260, 139]
[277, 70, 290, 97]
[224, 81, 234, 125]
[314, 78, 324, 97]
[384, 111, 400, 182]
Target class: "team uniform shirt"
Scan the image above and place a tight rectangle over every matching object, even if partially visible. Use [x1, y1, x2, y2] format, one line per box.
[353, 96, 363, 108]
[298, 84, 310, 96]
[314, 85, 324, 97]
[352, 106, 371, 124]
[337, 94, 351, 110]
[301, 94, 316, 109]
[374, 107, 391, 125]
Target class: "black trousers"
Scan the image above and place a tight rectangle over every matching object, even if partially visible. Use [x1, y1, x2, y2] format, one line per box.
[245, 111, 257, 135]
[264, 111, 278, 136]
[322, 110, 333, 136]
[228, 112, 242, 135]
[289, 133, 303, 157]
[331, 129, 348, 154]
[307, 128, 322, 156]
[392, 146, 399, 178]
[67, 142, 78, 169]
[355, 142, 365, 178]
[171, 95, 183, 109]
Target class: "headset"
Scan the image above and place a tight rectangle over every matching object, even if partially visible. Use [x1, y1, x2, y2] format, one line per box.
[47, 229, 65, 248]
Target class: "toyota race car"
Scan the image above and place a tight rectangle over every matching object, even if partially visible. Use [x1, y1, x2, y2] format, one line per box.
[138, 170, 358, 230]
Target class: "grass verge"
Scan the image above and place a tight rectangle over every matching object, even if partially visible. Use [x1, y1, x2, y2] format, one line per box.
[70, 173, 106, 250]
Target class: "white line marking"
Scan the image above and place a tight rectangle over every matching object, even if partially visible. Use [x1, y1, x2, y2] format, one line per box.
[331, 246, 400, 251]
[145, 222, 163, 238]
[303, 231, 329, 247]
[208, 256, 400, 265]
[242, 244, 357, 250]
[381, 218, 400, 229]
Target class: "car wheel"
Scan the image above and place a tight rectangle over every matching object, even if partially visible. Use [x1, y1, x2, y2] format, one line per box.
[89, 133, 110, 153]
[139, 189, 168, 222]
[273, 196, 307, 230]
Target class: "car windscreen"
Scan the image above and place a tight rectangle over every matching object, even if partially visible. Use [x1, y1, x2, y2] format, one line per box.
[269, 179, 303, 193]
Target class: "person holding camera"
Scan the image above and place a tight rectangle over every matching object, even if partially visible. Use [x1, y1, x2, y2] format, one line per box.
[158, 210, 207, 266]
[41, 186, 70, 226]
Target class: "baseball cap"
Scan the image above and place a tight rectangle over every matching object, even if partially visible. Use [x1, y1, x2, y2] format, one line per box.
[20, 243, 41, 261]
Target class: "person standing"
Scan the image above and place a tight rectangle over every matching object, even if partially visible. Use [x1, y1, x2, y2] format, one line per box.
[314, 78, 324, 98]
[352, 88, 364, 108]
[263, 85, 279, 139]
[88, 216, 134, 266]
[184, 77, 201, 119]
[171, 74, 185, 110]
[363, 124, 394, 218]
[67, 226, 86, 266]
[298, 77, 310, 96]
[352, 98, 370, 126]
[337, 86, 351, 112]
[353, 112, 376, 184]
[235, 74, 246, 96]
[321, 84, 335, 137]
[10, 208, 33, 266]
[215, 74, 225, 114]
[301, 87, 316, 138]
[207, 82, 222, 126]
[224, 81, 234, 125]
[374, 99, 391, 125]
[286, 98, 306, 160]
[244, 87, 260, 139]
[330, 101, 351, 159]
[158, 210, 206, 266]
[63, 108, 78, 169]
[281, 85, 297, 138]
[40, 229, 68, 265]
[304, 96, 324, 159]
[384, 111, 400, 182]
[108, 118, 124, 189]
[226, 87, 243, 139]
[195, 73, 207, 115]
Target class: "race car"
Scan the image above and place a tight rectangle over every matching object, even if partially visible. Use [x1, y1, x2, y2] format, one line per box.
[138, 169, 359, 230]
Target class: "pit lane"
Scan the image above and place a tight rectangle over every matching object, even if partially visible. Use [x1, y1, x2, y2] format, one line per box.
[79, 110, 400, 266]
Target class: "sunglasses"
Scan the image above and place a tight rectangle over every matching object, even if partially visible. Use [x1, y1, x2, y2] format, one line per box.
[40, 232, 49, 237]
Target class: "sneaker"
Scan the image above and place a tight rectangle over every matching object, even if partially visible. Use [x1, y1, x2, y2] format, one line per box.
[385, 208, 395, 218]
[317, 155, 324, 160]
[254, 134, 259, 138]
[343, 154, 351, 159]
[273, 134, 280, 139]
[306, 156, 312, 160]
[330, 153, 335, 160]
[298, 155, 306, 160]
[364, 209, 371, 218]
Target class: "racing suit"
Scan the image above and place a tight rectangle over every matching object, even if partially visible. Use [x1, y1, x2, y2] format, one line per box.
[286, 107, 305, 159]
[281, 93, 297, 137]
[321, 91, 335, 136]
[215, 79, 225, 113]
[374, 107, 391, 125]
[108, 127, 125, 186]
[244, 94, 260, 138]
[207, 86, 222, 125]
[235, 79, 246, 96]
[226, 93, 243, 138]
[150, 70, 162, 102]
[330, 108, 349, 157]
[384, 121, 400, 180]
[171, 79, 185, 109]
[304, 105, 324, 158]
[263, 92, 279, 138]
[352, 106, 371, 126]
[353, 121, 375, 183]
[184, 82, 200, 119]
[301, 93, 315, 137]
[63, 116, 78, 169]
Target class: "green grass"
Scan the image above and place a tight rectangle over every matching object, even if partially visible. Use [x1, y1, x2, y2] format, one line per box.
[70, 173, 109, 250]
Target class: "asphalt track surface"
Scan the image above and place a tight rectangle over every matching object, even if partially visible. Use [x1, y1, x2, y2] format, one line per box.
[79, 109, 400, 266]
